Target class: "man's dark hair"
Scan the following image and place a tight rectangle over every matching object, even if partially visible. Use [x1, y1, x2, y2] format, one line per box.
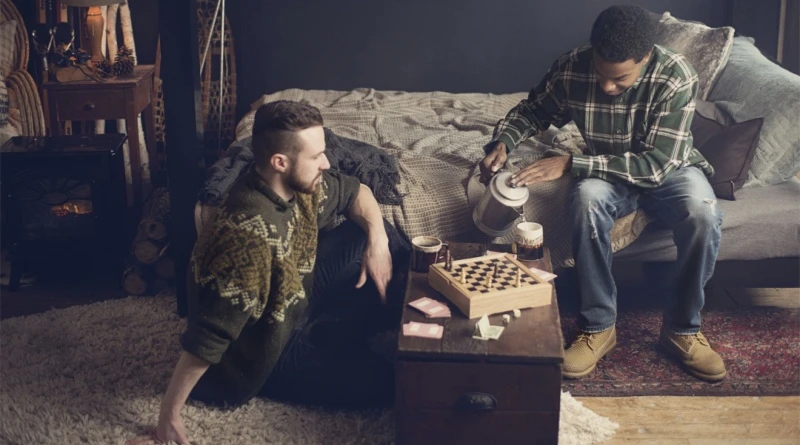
[590, 5, 655, 63]
[251, 100, 324, 164]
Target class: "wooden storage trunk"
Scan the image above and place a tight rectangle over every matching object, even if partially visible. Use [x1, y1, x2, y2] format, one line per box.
[396, 243, 564, 445]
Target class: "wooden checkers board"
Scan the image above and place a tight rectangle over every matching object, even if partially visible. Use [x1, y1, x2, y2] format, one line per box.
[428, 253, 552, 319]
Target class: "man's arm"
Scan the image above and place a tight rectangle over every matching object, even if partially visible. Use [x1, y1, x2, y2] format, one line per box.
[570, 77, 702, 188]
[347, 184, 388, 244]
[158, 352, 210, 419]
[125, 352, 211, 445]
[128, 220, 270, 445]
[348, 184, 392, 300]
[486, 59, 569, 155]
[479, 58, 569, 183]
[148, 352, 210, 444]
[316, 171, 392, 299]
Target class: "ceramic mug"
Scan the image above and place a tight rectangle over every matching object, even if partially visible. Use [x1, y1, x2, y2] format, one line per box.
[411, 236, 449, 273]
[513, 222, 544, 260]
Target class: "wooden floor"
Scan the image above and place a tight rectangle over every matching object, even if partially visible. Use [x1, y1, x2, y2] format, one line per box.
[578, 287, 800, 444]
[580, 395, 800, 444]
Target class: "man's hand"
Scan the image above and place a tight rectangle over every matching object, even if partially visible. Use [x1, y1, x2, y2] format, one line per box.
[125, 412, 190, 445]
[511, 155, 571, 187]
[356, 235, 392, 303]
[479, 142, 508, 184]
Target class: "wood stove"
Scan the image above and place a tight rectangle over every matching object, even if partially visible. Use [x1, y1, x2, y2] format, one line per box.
[1, 135, 129, 290]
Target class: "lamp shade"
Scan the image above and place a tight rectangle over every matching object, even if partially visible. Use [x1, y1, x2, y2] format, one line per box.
[61, 0, 122, 6]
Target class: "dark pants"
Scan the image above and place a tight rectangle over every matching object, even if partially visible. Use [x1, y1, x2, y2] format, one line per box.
[259, 218, 410, 408]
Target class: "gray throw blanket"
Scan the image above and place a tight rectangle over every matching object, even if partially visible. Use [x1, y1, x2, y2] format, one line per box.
[200, 128, 404, 206]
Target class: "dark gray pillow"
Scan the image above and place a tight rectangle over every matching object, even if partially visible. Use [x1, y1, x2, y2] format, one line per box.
[692, 99, 763, 200]
[650, 12, 734, 100]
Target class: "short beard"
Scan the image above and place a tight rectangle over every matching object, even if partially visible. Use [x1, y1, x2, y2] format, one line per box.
[287, 169, 321, 194]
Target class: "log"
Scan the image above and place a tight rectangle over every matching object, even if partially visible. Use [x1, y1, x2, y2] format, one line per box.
[140, 218, 168, 242]
[150, 276, 171, 294]
[154, 256, 175, 279]
[123, 260, 150, 295]
[133, 236, 164, 265]
[139, 187, 170, 241]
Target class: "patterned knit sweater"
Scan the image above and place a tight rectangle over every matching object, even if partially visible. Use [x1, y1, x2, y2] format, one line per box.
[182, 168, 360, 405]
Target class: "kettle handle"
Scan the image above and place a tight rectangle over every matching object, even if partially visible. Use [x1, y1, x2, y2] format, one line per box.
[467, 164, 485, 209]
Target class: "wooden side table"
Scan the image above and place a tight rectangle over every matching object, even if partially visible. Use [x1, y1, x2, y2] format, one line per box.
[396, 243, 564, 445]
[43, 65, 156, 208]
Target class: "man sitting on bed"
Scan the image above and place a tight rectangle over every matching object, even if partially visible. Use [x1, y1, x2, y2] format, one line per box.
[127, 101, 410, 445]
[479, 5, 726, 382]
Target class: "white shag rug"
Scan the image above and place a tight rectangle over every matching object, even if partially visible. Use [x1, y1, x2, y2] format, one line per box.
[0, 294, 618, 444]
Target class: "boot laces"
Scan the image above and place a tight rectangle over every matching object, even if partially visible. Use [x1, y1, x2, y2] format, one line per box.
[687, 332, 710, 347]
[575, 332, 599, 351]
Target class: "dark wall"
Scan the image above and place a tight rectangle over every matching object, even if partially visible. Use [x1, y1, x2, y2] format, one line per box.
[731, 0, 781, 59]
[226, 0, 728, 118]
[129, 0, 159, 65]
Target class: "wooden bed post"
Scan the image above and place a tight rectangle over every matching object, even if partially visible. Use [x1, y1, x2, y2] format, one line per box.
[159, 0, 206, 317]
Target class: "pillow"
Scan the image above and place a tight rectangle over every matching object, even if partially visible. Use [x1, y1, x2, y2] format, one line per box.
[691, 99, 763, 200]
[708, 36, 800, 187]
[0, 20, 16, 76]
[650, 12, 734, 100]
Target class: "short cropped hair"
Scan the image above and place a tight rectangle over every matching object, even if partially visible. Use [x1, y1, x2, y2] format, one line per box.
[590, 5, 655, 63]
[251, 100, 324, 164]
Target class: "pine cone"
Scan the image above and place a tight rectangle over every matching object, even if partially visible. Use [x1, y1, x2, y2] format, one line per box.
[113, 57, 135, 77]
[97, 58, 113, 75]
[112, 45, 136, 77]
[117, 45, 134, 59]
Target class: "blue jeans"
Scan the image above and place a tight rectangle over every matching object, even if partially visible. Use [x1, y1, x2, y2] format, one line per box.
[569, 167, 723, 335]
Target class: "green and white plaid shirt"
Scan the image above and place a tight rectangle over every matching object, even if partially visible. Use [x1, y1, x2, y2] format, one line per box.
[489, 44, 714, 188]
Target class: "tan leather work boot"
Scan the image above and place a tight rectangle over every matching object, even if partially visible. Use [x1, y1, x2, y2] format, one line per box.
[659, 328, 727, 382]
[563, 326, 617, 379]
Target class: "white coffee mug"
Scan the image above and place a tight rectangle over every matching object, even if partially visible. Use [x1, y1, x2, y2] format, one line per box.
[513, 222, 544, 260]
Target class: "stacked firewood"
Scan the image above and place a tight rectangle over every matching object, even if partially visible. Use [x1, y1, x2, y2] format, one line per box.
[123, 188, 175, 295]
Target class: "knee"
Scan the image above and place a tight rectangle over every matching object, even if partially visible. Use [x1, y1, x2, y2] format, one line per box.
[569, 180, 617, 225]
[682, 198, 723, 235]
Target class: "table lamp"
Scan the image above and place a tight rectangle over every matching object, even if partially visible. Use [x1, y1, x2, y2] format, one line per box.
[61, 0, 122, 65]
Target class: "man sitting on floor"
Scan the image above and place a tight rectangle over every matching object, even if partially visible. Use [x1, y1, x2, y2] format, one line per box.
[479, 5, 726, 382]
[127, 100, 410, 445]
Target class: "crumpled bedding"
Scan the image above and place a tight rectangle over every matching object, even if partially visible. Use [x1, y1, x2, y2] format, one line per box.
[234, 88, 650, 268]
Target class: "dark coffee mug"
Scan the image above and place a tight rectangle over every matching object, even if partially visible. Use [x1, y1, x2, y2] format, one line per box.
[411, 236, 449, 273]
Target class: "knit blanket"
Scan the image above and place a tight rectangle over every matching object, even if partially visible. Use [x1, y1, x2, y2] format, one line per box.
[201, 129, 404, 206]
[234, 89, 651, 268]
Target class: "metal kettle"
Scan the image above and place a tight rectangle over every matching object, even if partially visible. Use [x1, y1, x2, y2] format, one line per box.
[472, 172, 529, 237]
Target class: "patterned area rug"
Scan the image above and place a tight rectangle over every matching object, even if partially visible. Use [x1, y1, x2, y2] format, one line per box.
[561, 307, 800, 396]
